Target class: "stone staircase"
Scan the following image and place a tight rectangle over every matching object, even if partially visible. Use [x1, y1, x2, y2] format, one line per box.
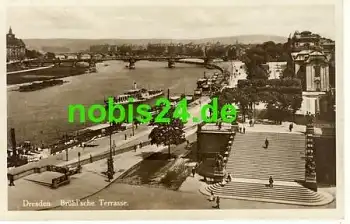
[202, 181, 333, 206]
[226, 132, 305, 181]
[201, 131, 334, 206]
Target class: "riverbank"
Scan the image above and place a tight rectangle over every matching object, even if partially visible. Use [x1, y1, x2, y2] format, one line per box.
[7, 65, 88, 85]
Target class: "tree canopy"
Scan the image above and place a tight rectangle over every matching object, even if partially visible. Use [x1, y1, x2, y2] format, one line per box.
[242, 41, 291, 80]
[148, 108, 186, 158]
[219, 78, 302, 123]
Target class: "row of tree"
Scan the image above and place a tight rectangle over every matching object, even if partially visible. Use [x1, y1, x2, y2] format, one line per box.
[219, 78, 303, 124]
[241, 41, 296, 80]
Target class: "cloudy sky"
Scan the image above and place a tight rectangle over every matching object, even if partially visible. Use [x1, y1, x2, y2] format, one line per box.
[6, 5, 335, 39]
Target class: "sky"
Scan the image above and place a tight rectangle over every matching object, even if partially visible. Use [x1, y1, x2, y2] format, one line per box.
[6, 5, 335, 39]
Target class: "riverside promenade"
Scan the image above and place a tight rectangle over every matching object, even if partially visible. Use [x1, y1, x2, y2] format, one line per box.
[8, 95, 211, 177]
[7, 61, 231, 210]
[8, 94, 212, 210]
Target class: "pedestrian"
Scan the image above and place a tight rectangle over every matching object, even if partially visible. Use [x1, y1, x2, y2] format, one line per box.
[192, 167, 196, 177]
[239, 126, 242, 133]
[243, 126, 246, 134]
[265, 138, 269, 149]
[134, 145, 137, 152]
[269, 176, 274, 188]
[216, 196, 220, 209]
[90, 154, 93, 163]
[249, 119, 252, 127]
[8, 174, 15, 186]
[125, 134, 127, 140]
[107, 171, 112, 182]
[209, 191, 215, 201]
[289, 123, 293, 132]
[226, 173, 232, 182]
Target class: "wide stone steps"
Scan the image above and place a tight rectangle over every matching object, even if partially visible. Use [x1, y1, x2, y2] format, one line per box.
[226, 173, 303, 182]
[203, 181, 333, 206]
[227, 132, 306, 182]
[200, 131, 335, 206]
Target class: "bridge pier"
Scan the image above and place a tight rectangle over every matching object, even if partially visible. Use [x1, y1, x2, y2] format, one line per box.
[168, 59, 175, 68]
[72, 61, 77, 68]
[204, 58, 213, 65]
[128, 58, 136, 69]
[88, 60, 96, 68]
[54, 61, 61, 67]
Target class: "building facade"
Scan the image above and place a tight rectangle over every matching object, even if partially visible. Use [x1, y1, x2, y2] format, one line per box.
[292, 49, 330, 115]
[6, 27, 26, 62]
[288, 30, 335, 116]
[290, 31, 321, 52]
[292, 50, 330, 92]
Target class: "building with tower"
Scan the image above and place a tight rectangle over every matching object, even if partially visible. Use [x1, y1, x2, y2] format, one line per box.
[6, 27, 26, 62]
[287, 31, 335, 116]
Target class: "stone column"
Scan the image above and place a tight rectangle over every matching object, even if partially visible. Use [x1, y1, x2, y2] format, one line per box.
[305, 124, 317, 191]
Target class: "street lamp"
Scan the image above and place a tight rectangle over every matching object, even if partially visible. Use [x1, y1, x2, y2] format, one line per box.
[107, 122, 114, 180]
[77, 152, 81, 172]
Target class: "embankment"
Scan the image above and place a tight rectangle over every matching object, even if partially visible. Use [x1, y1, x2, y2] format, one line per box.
[7, 66, 88, 85]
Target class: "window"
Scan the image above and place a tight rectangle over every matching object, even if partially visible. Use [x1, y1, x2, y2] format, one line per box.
[314, 65, 321, 77]
[315, 80, 321, 91]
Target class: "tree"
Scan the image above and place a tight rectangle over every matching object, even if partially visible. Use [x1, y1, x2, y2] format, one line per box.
[219, 88, 249, 122]
[148, 108, 186, 159]
[264, 78, 302, 123]
[46, 52, 56, 59]
[227, 78, 302, 124]
[296, 64, 307, 91]
[25, 49, 42, 59]
[281, 66, 295, 78]
[242, 46, 269, 80]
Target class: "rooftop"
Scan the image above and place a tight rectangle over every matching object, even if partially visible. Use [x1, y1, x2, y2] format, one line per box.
[198, 123, 234, 134]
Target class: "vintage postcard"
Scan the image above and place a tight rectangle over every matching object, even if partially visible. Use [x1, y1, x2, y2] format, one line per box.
[2, 0, 344, 221]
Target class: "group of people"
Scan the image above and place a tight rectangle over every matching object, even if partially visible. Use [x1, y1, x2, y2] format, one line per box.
[219, 172, 233, 187]
[208, 191, 221, 209]
[239, 125, 246, 134]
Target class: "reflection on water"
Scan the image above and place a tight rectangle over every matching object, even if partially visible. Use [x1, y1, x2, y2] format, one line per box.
[7, 61, 218, 145]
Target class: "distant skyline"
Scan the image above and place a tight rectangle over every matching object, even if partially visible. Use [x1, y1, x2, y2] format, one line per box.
[7, 5, 335, 40]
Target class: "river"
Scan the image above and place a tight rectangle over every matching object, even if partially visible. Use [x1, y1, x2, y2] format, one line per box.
[7, 60, 221, 146]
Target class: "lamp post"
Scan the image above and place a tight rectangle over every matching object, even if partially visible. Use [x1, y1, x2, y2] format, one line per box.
[132, 121, 135, 136]
[107, 122, 114, 180]
[65, 133, 69, 161]
[77, 152, 81, 172]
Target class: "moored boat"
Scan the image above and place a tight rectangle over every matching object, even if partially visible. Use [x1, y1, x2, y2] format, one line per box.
[104, 82, 164, 105]
[18, 79, 65, 92]
[194, 88, 202, 97]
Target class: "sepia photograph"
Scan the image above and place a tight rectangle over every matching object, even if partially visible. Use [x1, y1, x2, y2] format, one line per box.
[3, 0, 343, 220]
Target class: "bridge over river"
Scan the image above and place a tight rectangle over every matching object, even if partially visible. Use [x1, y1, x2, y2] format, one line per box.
[8, 55, 223, 69]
